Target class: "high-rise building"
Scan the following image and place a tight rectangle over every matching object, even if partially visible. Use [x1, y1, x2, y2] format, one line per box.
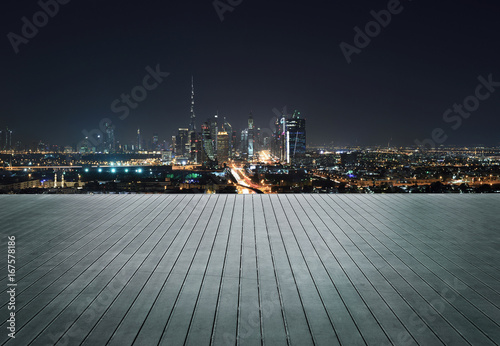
[271, 110, 306, 164]
[105, 122, 115, 153]
[255, 127, 261, 152]
[210, 113, 219, 152]
[162, 150, 173, 164]
[201, 122, 215, 164]
[285, 110, 306, 164]
[248, 112, 254, 160]
[232, 131, 238, 157]
[1, 127, 13, 151]
[223, 117, 233, 159]
[240, 129, 248, 156]
[176, 128, 190, 158]
[171, 135, 177, 155]
[190, 131, 199, 163]
[137, 128, 142, 151]
[217, 131, 229, 165]
[152, 134, 159, 151]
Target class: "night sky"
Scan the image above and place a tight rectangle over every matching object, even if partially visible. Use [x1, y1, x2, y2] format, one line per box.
[2, 0, 500, 148]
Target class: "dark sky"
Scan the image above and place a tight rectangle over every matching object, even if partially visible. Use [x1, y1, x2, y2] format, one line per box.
[1, 0, 500, 148]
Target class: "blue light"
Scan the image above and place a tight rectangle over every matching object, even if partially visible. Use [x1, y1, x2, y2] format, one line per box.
[98, 168, 102, 173]
[84, 168, 89, 173]
[125, 169, 129, 173]
[111, 168, 116, 173]
[136, 168, 143, 173]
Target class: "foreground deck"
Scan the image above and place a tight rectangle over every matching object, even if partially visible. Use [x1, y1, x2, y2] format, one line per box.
[0, 194, 499, 345]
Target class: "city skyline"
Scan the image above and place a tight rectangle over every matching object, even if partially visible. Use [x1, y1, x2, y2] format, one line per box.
[2, 1, 500, 148]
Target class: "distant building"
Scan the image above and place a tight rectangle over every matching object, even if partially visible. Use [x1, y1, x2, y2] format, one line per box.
[286, 111, 306, 164]
[162, 150, 173, 164]
[176, 128, 190, 157]
[271, 113, 287, 163]
[248, 112, 254, 160]
[105, 122, 115, 153]
[217, 131, 229, 165]
[136, 128, 142, 151]
[171, 135, 176, 154]
[223, 117, 233, 159]
[201, 122, 215, 163]
[210, 113, 219, 152]
[152, 134, 159, 151]
[0, 127, 13, 151]
[272, 110, 307, 165]
[240, 129, 248, 157]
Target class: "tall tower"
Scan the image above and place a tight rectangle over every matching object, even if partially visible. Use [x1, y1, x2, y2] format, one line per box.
[285, 110, 306, 165]
[217, 131, 229, 165]
[210, 112, 219, 153]
[105, 123, 115, 153]
[137, 128, 142, 151]
[189, 76, 196, 132]
[1, 127, 13, 151]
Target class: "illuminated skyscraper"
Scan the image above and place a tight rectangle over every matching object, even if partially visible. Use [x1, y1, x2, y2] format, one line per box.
[217, 131, 229, 165]
[271, 110, 306, 164]
[240, 129, 248, 156]
[248, 112, 254, 160]
[190, 131, 199, 163]
[105, 123, 115, 153]
[176, 128, 190, 158]
[152, 134, 159, 150]
[137, 128, 142, 151]
[285, 110, 306, 164]
[210, 113, 219, 152]
[201, 121, 215, 164]
[223, 117, 233, 158]
[171, 135, 176, 154]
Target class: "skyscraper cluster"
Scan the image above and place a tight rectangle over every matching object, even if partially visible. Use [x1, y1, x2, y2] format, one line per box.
[74, 77, 306, 164]
[169, 78, 307, 167]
